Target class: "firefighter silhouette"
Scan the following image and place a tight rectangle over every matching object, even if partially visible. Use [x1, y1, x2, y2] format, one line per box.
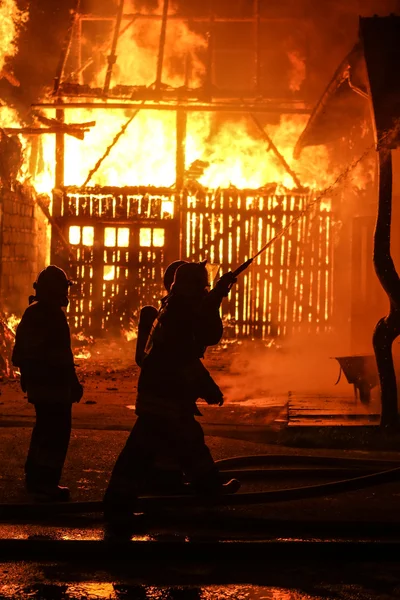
[104, 260, 240, 522]
[12, 266, 83, 501]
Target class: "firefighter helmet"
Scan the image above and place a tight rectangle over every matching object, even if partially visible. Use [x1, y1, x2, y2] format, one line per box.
[171, 260, 209, 294]
[33, 265, 72, 301]
[163, 260, 188, 292]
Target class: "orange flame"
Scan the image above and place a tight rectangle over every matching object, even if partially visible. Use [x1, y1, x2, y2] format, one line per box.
[0, 0, 28, 74]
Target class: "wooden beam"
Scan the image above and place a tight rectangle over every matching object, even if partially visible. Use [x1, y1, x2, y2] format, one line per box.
[78, 14, 304, 23]
[3, 127, 90, 139]
[155, 0, 169, 91]
[55, 108, 65, 188]
[250, 113, 304, 189]
[53, 0, 81, 95]
[103, 0, 125, 96]
[33, 102, 311, 114]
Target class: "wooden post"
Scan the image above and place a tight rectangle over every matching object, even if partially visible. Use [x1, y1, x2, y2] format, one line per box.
[103, 0, 125, 96]
[76, 15, 82, 84]
[53, 0, 80, 95]
[156, 0, 169, 91]
[54, 108, 65, 206]
[176, 109, 187, 259]
[176, 109, 187, 189]
[372, 148, 400, 429]
[253, 0, 261, 93]
[205, 10, 215, 96]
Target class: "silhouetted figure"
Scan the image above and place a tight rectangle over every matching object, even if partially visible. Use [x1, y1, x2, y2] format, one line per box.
[104, 260, 239, 521]
[12, 266, 83, 501]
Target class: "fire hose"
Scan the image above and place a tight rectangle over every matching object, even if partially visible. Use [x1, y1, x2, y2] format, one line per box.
[1, 454, 400, 518]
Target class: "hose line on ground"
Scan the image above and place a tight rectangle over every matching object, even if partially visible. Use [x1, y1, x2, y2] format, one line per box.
[0, 454, 400, 517]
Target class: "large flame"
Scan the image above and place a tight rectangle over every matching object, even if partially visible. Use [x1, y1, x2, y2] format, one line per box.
[0, 0, 28, 74]
[2, 0, 369, 199]
[31, 0, 334, 194]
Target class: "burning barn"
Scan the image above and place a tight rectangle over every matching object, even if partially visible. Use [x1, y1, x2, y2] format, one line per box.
[0, 0, 397, 353]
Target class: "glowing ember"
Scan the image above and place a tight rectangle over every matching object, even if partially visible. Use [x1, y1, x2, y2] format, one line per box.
[74, 348, 91, 360]
[122, 323, 138, 342]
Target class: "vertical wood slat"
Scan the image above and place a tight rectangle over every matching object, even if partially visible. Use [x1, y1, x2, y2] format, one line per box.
[181, 190, 333, 339]
[53, 188, 333, 338]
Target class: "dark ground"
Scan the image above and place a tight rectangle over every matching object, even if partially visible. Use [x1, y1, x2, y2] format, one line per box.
[0, 341, 399, 599]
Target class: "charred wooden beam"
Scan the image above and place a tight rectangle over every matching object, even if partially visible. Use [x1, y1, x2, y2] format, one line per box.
[3, 127, 89, 139]
[205, 10, 215, 98]
[156, 0, 169, 91]
[175, 109, 187, 189]
[54, 82, 312, 103]
[64, 58, 94, 84]
[53, 0, 81, 95]
[78, 14, 302, 23]
[250, 113, 304, 189]
[253, 0, 261, 93]
[36, 195, 75, 260]
[55, 108, 65, 189]
[35, 115, 96, 129]
[82, 103, 143, 187]
[33, 102, 311, 114]
[103, 0, 125, 96]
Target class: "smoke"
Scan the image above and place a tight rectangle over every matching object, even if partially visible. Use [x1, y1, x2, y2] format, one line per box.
[0, 0, 76, 119]
[216, 329, 357, 404]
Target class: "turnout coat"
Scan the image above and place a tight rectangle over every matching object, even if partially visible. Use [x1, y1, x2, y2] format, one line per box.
[136, 287, 225, 418]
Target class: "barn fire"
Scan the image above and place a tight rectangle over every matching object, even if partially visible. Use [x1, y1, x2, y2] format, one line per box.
[0, 0, 396, 418]
[0, 0, 338, 345]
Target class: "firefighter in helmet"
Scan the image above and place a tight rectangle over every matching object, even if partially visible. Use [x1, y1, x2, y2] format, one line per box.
[12, 265, 83, 501]
[104, 260, 240, 521]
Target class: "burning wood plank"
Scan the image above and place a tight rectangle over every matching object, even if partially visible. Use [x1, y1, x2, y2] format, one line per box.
[0, 313, 19, 379]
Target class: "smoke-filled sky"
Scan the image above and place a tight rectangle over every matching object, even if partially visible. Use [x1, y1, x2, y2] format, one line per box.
[2, 0, 400, 120]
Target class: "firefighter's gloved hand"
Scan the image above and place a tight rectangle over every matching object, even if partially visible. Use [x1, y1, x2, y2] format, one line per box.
[71, 376, 84, 403]
[215, 272, 237, 297]
[20, 373, 27, 393]
[200, 375, 224, 406]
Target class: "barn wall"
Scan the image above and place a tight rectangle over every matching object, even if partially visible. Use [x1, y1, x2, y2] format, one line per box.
[0, 183, 38, 314]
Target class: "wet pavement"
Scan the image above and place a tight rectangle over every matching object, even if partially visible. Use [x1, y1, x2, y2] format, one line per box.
[2, 559, 400, 599]
[0, 351, 398, 598]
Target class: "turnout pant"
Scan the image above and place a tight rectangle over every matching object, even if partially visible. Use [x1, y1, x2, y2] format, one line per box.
[25, 402, 72, 488]
[104, 414, 219, 505]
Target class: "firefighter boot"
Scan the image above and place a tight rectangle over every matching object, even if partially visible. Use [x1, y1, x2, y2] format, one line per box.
[26, 484, 70, 502]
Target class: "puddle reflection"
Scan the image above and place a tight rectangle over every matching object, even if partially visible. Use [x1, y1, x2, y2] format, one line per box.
[0, 583, 326, 599]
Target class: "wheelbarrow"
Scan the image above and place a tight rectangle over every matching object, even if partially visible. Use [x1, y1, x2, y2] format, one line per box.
[333, 355, 379, 405]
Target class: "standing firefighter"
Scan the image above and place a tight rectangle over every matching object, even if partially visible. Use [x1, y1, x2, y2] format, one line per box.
[104, 260, 240, 520]
[12, 266, 83, 501]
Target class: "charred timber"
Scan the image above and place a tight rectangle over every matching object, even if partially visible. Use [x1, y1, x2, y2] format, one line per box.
[3, 128, 91, 139]
[62, 184, 311, 197]
[103, 0, 125, 96]
[55, 83, 312, 105]
[53, 0, 81, 95]
[155, 0, 169, 91]
[33, 102, 311, 114]
[372, 149, 400, 429]
[78, 14, 304, 23]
